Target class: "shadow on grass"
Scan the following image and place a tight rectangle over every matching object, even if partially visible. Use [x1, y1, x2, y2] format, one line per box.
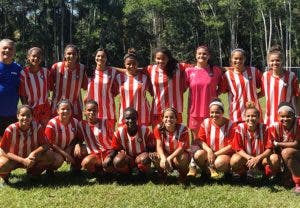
[6, 170, 293, 192]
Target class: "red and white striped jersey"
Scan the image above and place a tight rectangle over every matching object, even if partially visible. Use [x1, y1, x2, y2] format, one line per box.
[116, 72, 152, 125]
[0, 121, 47, 158]
[221, 67, 262, 122]
[50, 62, 88, 119]
[79, 120, 102, 154]
[153, 123, 190, 154]
[85, 67, 118, 120]
[262, 70, 300, 125]
[146, 63, 188, 115]
[198, 118, 236, 152]
[232, 122, 272, 156]
[267, 118, 300, 142]
[78, 120, 110, 154]
[19, 66, 51, 108]
[111, 125, 155, 157]
[45, 116, 79, 149]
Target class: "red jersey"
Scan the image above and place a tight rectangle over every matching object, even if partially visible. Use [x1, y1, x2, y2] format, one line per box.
[50, 62, 88, 120]
[267, 118, 300, 142]
[146, 63, 188, 115]
[19, 66, 51, 108]
[116, 72, 152, 125]
[198, 118, 236, 152]
[0, 121, 47, 158]
[221, 67, 262, 122]
[85, 67, 118, 120]
[111, 125, 155, 157]
[153, 123, 190, 154]
[45, 116, 79, 149]
[78, 120, 109, 154]
[79, 119, 111, 152]
[232, 122, 272, 156]
[262, 70, 300, 125]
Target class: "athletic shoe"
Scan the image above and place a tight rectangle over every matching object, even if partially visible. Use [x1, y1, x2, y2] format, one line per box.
[293, 184, 300, 195]
[187, 166, 197, 177]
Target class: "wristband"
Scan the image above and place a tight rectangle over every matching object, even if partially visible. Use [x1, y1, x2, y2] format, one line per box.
[273, 141, 278, 147]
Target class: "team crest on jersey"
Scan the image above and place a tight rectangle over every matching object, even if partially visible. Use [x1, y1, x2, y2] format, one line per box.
[71, 127, 76, 132]
[40, 74, 44, 79]
[76, 75, 80, 80]
[248, 76, 252, 80]
[137, 137, 143, 143]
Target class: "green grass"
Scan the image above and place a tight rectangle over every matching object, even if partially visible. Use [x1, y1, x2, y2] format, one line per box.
[3, 91, 295, 208]
[1, 165, 299, 208]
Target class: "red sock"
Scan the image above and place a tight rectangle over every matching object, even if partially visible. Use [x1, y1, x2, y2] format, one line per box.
[292, 175, 300, 186]
[264, 165, 272, 177]
[137, 163, 150, 173]
[117, 166, 130, 174]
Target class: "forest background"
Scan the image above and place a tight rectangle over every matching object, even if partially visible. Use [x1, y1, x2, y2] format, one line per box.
[1, 0, 300, 77]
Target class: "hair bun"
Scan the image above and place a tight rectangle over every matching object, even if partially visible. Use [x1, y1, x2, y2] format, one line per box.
[127, 48, 136, 55]
[269, 45, 282, 53]
[245, 101, 256, 109]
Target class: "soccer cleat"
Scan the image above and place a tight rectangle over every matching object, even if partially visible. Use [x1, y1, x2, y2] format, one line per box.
[0, 177, 7, 188]
[187, 166, 197, 177]
[293, 184, 300, 195]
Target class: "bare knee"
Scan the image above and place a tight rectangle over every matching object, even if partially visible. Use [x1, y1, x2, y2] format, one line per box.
[113, 152, 128, 169]
[214, 155, 230, 172]
[193, 150, 207, 167]
[135, 152, 151, 166]
[281, 148, 295, 161]
[230, 153, 246, 172]
[52, 153, 64, 170]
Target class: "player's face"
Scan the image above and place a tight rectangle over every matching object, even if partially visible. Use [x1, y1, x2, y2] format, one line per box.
[123, 110, 138, 130]
[28, 50, 42, 68]
[64, 47, 78, 65]
[155, 52, 169, 69]
[231, 51, 245, 70]
[196, 48, 210, 65]
[210, 105, 223, 122]
[95, 51, 107, 68]
[268, 54, 281, 71]
[278, 110, 295, 130]
[244, 108, 259, 130]
[0, 42, 15, 63]
[162, 110, 177, 129]
[85, 103, 98, 122]
[124, 58, 138, 76]
[57, 103, 71, 121]
[17, 108, 33, 130]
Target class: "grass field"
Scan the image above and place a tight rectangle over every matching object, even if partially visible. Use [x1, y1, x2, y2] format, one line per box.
[1, 92, 299, 208]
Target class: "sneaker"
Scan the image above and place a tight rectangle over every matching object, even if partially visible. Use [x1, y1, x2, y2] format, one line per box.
[187, 166, 197, 177]
[247, 169, 263, 180]
[293, 185, 300, 195]
[0, 177, 7, 188]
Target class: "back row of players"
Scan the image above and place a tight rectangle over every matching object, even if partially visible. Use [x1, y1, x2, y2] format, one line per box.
[0, 39, 299, 192]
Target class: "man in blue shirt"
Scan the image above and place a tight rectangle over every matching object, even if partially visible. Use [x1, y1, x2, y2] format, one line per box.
[0, 39, 22, 137]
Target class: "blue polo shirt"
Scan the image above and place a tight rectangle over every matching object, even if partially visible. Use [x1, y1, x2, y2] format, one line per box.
[0, 61, 22, 116]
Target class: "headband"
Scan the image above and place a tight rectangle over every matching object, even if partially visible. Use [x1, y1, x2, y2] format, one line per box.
[231, 48, 245, 55]
[209, 101, 224, 110]
[278, 105, 295, 114]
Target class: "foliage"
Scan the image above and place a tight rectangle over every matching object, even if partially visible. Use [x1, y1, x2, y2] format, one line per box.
[0, 0, 299, 71]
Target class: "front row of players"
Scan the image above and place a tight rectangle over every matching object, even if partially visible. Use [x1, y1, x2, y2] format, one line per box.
[0, 99, 299, 193]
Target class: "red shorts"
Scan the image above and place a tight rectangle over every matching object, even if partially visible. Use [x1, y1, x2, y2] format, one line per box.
[33, 102, 51, 126]
[188, 116, 205, 131]
[105, 119, 116, 138]
[152, 113, 183, 128]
